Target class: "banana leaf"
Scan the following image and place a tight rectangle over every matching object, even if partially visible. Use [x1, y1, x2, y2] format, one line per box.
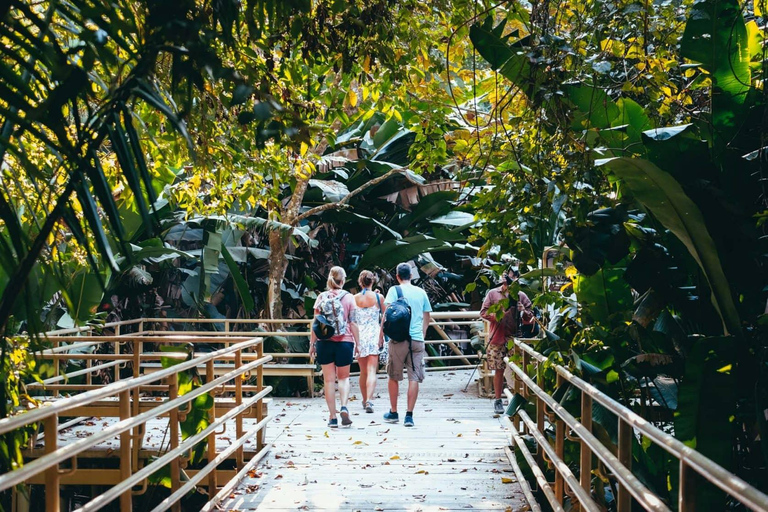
[597, 157, 741, 336]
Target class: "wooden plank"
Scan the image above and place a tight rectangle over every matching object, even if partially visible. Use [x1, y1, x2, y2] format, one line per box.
[219, 370, 531, 511]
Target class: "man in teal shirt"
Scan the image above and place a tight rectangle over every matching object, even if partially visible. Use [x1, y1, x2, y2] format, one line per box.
[379, 263, 432, 427]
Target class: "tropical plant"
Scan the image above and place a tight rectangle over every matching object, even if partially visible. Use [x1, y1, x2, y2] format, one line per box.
[467, 0, 767, 505]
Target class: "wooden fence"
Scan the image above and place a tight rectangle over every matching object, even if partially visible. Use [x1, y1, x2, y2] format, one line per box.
[503, 338, 768, 512]
[0, 312, 486, 511]
[0, 332, 271, 512]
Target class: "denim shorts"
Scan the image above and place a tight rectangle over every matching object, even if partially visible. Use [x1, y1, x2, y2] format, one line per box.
[316, 340, 354, 367]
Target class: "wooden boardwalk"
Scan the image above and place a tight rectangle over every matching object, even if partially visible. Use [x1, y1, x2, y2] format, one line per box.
[219, 370, 530, 511]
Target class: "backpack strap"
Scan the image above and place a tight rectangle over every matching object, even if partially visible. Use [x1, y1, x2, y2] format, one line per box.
[394, 286, 415, 369]
[375, 292, 383, 321]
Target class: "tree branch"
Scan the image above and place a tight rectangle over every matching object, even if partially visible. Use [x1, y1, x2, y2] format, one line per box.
[293, 166, 406, 224]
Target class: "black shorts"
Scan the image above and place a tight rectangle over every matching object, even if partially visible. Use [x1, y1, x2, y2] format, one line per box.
[316, 340, 354, 367]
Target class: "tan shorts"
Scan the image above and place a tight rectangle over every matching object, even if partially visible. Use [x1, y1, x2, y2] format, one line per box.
[487, 343, 509, 371]
[386, 340, 425, 383]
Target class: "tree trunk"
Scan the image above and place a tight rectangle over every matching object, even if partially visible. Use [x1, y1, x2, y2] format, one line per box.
[266, 228, 289, 319]
[266, 173, 313, 319]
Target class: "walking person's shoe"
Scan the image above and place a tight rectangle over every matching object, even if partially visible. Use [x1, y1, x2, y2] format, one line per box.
[404, 413, 414, 427]
[383, 410, 399, 423]
[340, 406, 352, 427]
[493, 398, 504, 415]
[365, 401, 374, 414]
[328, 418, 338, 428]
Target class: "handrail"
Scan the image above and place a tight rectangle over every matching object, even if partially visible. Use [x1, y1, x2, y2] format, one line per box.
[0, 353, 271, 490]
[41, 318, 144, 336]
[0, 337, 262, 435]
[77, 389, 272, 512]
[506, 357, 669, 511]
[506, 339, 768, 512]
[1, 333, 271, 512]
[39, 311, 482, 336]
[148, 416, 272, 512]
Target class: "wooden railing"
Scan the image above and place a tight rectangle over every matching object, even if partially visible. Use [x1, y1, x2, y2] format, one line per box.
[0, 335, 271, 512]
[503, 338, 768, 512]
[1, 312, 485, 511]
[43, 312, 484, 375]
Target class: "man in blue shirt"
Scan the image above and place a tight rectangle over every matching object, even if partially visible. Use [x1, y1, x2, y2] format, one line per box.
[379, 262, 432, 427]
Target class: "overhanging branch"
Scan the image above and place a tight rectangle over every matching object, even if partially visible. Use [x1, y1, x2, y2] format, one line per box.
[293, 166, 406, 224]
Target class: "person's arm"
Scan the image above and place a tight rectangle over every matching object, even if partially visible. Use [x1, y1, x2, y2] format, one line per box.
[480, 290, 496, 322]
[309, 324, 317, 358]
[309, 295, 321, 359]
[422, 291, 433, 339]
[379, 303, 388, 348]
[350, 322, 360, 356]
[379, 288, 394, 347]
[346, 295, 360, 355]
[517, 291, 534, 323]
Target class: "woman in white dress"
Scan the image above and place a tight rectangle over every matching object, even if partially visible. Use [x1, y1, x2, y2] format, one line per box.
[353, 271, 385, 413]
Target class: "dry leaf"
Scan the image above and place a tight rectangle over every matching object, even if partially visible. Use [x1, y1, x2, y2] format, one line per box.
[390, 455, 401, 460]
[456, 433, 463, 437]
[501, 477, 515, 484]
[324, 431, 329, 438]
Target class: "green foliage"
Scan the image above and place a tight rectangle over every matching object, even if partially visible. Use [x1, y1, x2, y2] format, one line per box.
[597, 157, 741, 336]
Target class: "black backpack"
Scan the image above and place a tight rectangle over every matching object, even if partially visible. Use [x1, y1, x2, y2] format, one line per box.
[383, 286, 412, 342]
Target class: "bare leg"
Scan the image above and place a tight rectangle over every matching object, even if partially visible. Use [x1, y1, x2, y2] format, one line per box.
[321, 363, 337, 419]
[336, 364, 351, 409]
[406, 380, 419, 412]
[494, 369, 504, 399]
[388, 379, 399, 412]
[365, 356, 379, 401]
[358, 355, 370, 404]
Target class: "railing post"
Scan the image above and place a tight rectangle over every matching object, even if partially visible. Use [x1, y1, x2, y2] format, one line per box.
[206, 360, 218, 498]
[131, 340, 142, 470]
[235, 348, 244, 469]
[168, 373, 181, 512]
[53, 339, 60, 398]
[535, 357, 546, 471]
[618, 418, 632, 511]
[256, 341, 264, 451]
[554, 375, 565, 505]
[86, 329, 92, 386]
[580, 393, 593, 494]
[512, 341, 522, 431]
[119, 390, 132, 511]
[521, 348, 530, 399]
[43, 414, 60, 512]
[679, 460, 697, 512]
[114, 324, 121, 382]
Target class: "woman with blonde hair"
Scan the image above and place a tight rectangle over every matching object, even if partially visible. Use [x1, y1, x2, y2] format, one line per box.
[310, 266, 359, 428]
[353, 270, 385, 413]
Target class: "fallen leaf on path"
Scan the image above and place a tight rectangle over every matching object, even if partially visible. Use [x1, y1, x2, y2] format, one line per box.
[501, 477, 515, 484]
[390, 455, 400, 460]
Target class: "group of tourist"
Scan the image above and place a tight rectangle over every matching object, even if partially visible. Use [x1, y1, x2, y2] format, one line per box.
[309, 262, 431, 428]
[309, 262, 537, 427]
